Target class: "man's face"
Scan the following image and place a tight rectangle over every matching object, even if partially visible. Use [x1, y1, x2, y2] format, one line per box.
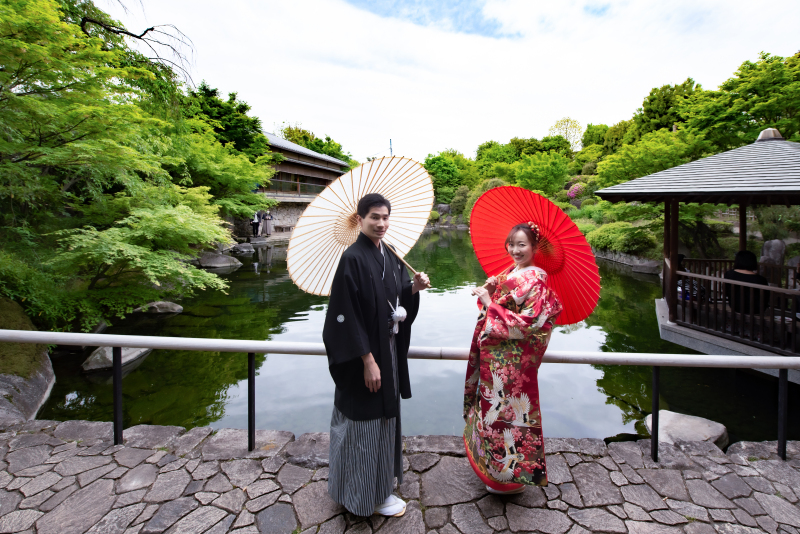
[358, 205, 390, 242]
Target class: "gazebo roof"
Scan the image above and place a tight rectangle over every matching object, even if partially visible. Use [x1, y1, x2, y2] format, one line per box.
[596, 133, 800, 205]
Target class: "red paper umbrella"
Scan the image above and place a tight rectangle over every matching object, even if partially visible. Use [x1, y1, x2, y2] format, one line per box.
[470, 186, 600, 325]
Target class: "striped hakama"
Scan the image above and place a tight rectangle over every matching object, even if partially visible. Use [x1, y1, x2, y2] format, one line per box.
[328, 334, 403, 517]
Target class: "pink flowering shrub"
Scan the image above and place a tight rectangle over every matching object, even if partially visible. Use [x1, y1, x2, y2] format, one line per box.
[568, 182, 585, 199]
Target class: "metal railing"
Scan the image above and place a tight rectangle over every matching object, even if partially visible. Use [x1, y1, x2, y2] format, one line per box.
[1, 329, 799, 462]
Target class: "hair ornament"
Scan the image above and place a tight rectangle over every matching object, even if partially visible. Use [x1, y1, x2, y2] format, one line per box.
[527, 221, 541, 241]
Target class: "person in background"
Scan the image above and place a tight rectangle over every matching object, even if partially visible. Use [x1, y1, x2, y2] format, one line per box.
[251, 212, 260, 237]
[263, 211, 273, 237]
[724, 250, 769, 313]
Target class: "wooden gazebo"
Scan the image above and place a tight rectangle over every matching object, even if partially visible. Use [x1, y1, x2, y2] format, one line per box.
[596, 128, 800, 357]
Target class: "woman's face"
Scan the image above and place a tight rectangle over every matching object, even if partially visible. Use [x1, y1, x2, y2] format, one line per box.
[507, 230, 536, 268]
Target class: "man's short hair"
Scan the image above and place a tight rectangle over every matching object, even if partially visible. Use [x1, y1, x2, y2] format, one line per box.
[357, 193, 391, 218]
[733, 250, 759, 271]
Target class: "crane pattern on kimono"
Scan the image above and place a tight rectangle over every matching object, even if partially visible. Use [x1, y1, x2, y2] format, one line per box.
[481, 371, 536, 427]
[488, 428, 525, 482]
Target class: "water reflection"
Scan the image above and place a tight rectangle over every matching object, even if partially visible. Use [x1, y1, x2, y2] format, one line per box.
[40, 232, 800, 443]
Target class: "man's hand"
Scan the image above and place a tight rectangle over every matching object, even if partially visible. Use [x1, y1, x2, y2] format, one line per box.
[362, 353, 381, 392]
[412, 272, 431, 294]
[470, 286, 492, 308]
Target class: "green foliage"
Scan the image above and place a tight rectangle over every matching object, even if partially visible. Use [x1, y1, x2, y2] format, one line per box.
[582, 124, 609, 148]
[548, 117, 582, 152]
[682, 53, 800, 150]
[555, 190, 569, 203]
[540, 136, 573, 158]
[587, 222, 634, 250]
[575, 220, 598, 235]
[450, 185, 470, 215]
[277, 122, 358, 167]
[183, 82, 271, 162]
[424, 154, 460, 202]
[514, 152, 570, 196]
[581, 198, 597, 207]
[706, 220, 733, 234]
[597, 129, 710, 188]
[603, 119, 633, 155]
[754, 206, 798, 241]
[785, 242, 800, 260]
[634, 78, 698, 136]
[574, 144, 604, 173]
[428, 210, 440, 223]
[464, 178, 507, 222]
[582, 161, 598, 175]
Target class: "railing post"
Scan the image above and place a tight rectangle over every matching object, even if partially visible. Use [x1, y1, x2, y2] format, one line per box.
[778, 368, 788, 460]
[113, 346, 123, 445]
[651, 366, 660, 462]
[248, 352, 256, 452]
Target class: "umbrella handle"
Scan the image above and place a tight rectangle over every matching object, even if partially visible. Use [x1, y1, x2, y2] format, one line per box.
[384, 241, 418, 275]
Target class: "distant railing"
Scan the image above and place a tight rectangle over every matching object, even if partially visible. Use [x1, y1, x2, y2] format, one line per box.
[675, 271, 799, 356]
[264, 179, 325, 196]
[683, 258, 799, 290]
[1, 329, 798, 462]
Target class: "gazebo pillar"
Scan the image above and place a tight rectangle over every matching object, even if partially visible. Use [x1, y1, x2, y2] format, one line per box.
[739, 201, 747, 251]
[663, 200, 671, 298]
[668, 198, 679, 322]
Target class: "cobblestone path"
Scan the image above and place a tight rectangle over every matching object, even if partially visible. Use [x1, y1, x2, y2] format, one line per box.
[0, 419, 799, 533]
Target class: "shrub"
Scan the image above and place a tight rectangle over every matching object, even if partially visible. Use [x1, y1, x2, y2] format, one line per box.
[429, 211, 440, 223]
[575, 220, 598, 235]
[581, 198, 597, 207]
[786, 242, 800, 260]
[436, 187, 455, 204]
[706, 220, 733, 234]
[568, 183, 586, 199]
[586, 222, 633, 250]
[554, 190, 569, 203]
[553, 201, 575, 212]
[449, 185, 470, 215]
[581, 160, 598, 175]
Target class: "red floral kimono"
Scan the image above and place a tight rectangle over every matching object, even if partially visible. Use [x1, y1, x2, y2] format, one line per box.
[463, 265, 562, 487]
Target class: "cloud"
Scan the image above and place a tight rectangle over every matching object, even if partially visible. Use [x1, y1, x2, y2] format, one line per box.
[106, 0, 800, 163]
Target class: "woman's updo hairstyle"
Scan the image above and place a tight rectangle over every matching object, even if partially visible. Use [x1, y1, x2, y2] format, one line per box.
[505, 221, 540, 251]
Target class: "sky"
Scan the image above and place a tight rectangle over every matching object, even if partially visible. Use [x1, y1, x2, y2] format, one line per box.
[105, 0, 800, 162]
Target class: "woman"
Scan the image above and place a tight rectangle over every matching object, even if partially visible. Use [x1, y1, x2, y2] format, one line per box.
[463, 222, 562, 494]
[724, 250, 768, 313]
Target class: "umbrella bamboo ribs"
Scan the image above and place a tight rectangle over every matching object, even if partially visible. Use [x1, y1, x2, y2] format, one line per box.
[287, 156, 433, 296]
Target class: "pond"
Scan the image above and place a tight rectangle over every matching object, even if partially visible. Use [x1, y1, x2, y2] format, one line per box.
[41, 229, 800, 444]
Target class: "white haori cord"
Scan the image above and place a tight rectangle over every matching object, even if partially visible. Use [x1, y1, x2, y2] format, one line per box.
[387, 298, 407, 334]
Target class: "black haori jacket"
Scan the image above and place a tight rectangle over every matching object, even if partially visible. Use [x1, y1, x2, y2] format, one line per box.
[323, 232, 419, 421]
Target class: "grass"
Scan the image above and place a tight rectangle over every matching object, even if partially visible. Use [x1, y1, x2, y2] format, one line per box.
[0, 298, 48, 378]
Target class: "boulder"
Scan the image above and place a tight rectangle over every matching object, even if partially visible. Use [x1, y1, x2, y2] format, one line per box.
[133, 301, 183, 314]
[435, 204, 451, 214]
[760, 240, 786, 282]
[82, 346, 152, 372]
[197, 252, 243, 269]
[232, 243, 255, 254]
[645, 410, 729, 449]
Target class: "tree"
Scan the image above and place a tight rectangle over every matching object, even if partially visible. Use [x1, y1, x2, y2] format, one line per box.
[596, 129, 709, 188]
[540, 136, 573, 158]
[573, 145, 604, 175]
[634, 78, 698, 136]
[582, 124, 609, 148]
[682, 53, 800, 150]
[508, 137, 543, 158]
[603, 119, 633, 155]
[515, 152, 570, 196]
[423, 153, 460, 203]
[183, 82, 272, 162]
[548, 117, 582, 152]
[277, 122, 358, 167]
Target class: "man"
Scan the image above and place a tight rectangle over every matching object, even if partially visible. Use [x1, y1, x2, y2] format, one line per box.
[323, 193, 430, 517]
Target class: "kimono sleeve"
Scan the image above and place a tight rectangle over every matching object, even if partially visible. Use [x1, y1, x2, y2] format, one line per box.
[322, 254, 371, 365]
[484, 284, 562, 341]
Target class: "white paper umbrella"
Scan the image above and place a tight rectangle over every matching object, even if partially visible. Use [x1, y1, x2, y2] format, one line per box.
[287, 156, 434, 296]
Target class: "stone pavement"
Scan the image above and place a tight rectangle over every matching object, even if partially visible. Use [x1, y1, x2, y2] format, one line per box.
[1, 419, 799, 534]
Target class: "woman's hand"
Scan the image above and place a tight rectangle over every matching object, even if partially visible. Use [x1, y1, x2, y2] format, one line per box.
[484, 276, 497, 295]
[362, 353, 381, 392]
[412, 272, 431, 294]
[471, 286, 492, 308]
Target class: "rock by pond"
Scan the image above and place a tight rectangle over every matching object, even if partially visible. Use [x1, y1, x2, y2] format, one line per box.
[132, 301, 183, 314]
[196, 252, 242, 269]
[82, 347, 153, 372]
[645, 410, 729, 449]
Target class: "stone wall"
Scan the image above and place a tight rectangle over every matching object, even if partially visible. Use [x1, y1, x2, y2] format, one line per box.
[592, 248, 661, 275]
[231, 203, 308, 238]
